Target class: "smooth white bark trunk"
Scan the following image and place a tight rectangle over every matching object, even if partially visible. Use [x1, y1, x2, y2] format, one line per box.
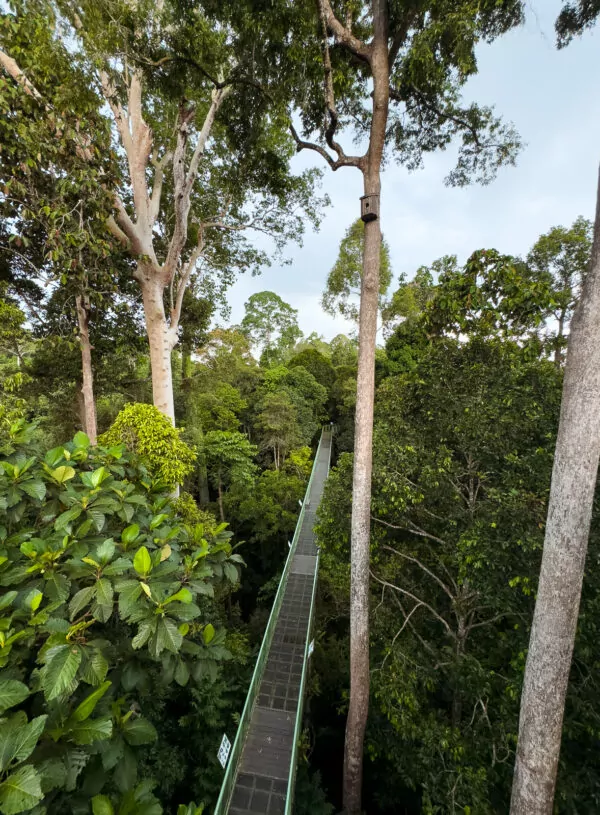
[140, 273, 176, 424]
[510, 167, 600, 814]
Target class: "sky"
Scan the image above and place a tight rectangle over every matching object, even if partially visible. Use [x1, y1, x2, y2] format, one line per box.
[219, 1, 600, 341]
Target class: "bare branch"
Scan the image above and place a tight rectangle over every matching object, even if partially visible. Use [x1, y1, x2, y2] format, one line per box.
[372, 515, 449, 548]
[370, 569, 455, 637]
[468, 612, 512, 632]
[163, 86, 229, 279]
[388, 13, 416, 67]
[380, 544, 455, 600]
[106, 214, 131, 248]
[381, 600, 425, 669]
[171, 226, 205, 332]
[289, 122, 363, 171]
[149, 150, 173, 227]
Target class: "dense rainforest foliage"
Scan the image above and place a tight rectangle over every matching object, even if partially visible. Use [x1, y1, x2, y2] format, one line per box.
[1, 0, 600, 813]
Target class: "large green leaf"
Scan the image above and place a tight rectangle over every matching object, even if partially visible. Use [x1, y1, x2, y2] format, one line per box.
[73, 682, 112, 722]
[41, 645, 81, 701]
[72, 681, 111, 722]
[89, 467, 109, 488]
[154, 617, 182, 655]
[0, 681, 29, 715]
[92, 579, 114, 623]
[163, 588, 192, 606]
[69, 586, 96, 620]
[133, 546, 152, 577]
[79, 647, 109, 686]
[50, 466, 76, 484]
[121, 717, 157, 746]
[18, 481, 46, 502]
[0, 592, 17, 611]
[95, 539, 115, 565]
[0, 765, 43, 815]
[0, 715, 48, 771]
[69, 716, 112, 745]
[131, 621, 155, 650]
[91, 795, 114, 815]
[73, 432, 90, 449]
[121, 523, 140, 546]
[54, 505, 82, 531]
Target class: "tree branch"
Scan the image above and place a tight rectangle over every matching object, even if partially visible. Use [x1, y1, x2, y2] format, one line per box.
[289, 122, 363, 170]
[380, 544, 455, 600]
[318, 0, 371, 63]
[149, 150, 173, 227]
[0, 48, 44, 102]
[370, 569, 455, 638]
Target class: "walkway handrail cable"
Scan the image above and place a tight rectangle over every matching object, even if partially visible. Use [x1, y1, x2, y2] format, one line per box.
[214, 428, 330, 814]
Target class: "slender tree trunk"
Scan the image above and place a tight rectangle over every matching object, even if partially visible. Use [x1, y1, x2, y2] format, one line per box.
[217, 475, 225, 522]
[139, 272, 176, 423]
[182, 340, 193, 381]
[198, 456, 210, 505]
[343, 3, 389, 812]
[510, 168, 600, 815]
[75, 294, 97, 445]
[554, 310, 566, 367]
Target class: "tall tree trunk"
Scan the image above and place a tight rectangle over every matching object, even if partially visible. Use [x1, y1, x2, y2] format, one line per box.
[140, 272, 176, 423]
[554, 310, 566, 367]
[182, 339, 193, 381]
[510, 168, 600, 815]
[343, 3, 389, 812]
[75, 294, 97, 445]
[198, 455, 210, 505]
[217, 475, 225, 522]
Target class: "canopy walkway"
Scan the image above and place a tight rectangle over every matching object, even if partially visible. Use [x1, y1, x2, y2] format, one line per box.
[215, 427, 333, 815]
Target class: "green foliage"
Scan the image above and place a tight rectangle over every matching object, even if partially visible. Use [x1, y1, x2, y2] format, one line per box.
[241, 291, 303, 364]
[288, 348, 336, 392]
[100, 404, 196, 488]
[556, 0, 600, 45]
[322, 219, 392, 324]
[526, 216, 592, 364]
[0, 421, 241, 813]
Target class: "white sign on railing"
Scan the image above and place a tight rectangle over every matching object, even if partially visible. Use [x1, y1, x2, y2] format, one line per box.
[217, 733, 231, 768]
[307, 639, 315, 659]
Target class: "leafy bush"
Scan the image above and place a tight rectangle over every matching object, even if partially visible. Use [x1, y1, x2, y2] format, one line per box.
[0, 420, 242, 814]
[100, 403, 196, 488]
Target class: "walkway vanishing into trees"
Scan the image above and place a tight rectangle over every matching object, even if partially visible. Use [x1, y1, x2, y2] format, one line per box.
[215, 427, 333, 815]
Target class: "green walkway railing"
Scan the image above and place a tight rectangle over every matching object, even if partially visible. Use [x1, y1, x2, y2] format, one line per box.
[214, 428, 329, 815]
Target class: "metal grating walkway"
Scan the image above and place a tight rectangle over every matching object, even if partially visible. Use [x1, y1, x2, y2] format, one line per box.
[223, 429, 332, 815]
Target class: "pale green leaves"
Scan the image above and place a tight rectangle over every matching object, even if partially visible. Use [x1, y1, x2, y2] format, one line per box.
[133, 546, 151, 578]
[91, 795, 114, 815]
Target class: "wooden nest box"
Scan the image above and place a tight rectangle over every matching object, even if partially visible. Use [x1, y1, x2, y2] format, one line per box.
[360, 193, 380, 222]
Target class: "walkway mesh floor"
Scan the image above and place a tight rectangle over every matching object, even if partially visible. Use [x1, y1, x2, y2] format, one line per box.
[228, 431, 332, 814]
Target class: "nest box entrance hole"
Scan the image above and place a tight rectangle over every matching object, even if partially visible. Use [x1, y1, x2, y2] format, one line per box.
[360, 194, 380, 223]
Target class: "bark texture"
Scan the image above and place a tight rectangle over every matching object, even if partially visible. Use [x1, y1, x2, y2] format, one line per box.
[343, 3, 389, 812]
[140, 272, 176, 422]
[75, 294, 97, 445]
[510, 167, 600, 815]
